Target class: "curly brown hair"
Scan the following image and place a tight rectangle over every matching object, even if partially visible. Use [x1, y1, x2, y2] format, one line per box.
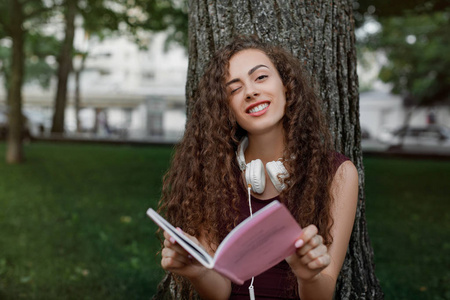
[157, 35, 335, 298]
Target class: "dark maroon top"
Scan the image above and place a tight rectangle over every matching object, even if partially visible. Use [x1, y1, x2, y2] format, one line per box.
[229, 152, 350, 300]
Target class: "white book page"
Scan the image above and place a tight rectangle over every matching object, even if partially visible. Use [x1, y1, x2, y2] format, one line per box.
[146, 208, 214, 268]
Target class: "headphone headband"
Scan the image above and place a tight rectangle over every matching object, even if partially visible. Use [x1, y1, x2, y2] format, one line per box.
[236, 136, 289, 193]
[236, 136, 249, 171]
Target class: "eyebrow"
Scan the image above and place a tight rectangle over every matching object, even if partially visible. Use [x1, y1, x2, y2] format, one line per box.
[226, 64, 269, 86]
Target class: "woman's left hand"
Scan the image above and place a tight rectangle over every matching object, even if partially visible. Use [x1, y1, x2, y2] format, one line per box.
[285, 224, 331, 282]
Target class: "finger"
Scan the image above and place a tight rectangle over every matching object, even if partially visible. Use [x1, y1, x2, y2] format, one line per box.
[164, 228, 199, 245]
[307, 253, 331, 270]
[176, 228, 200, 245]
[162, 247, 191, 264]
[163, 238, 192, 259]
[161, 255, 188, 270]
[163, 231, 177, 244]
[298, 234, 323, 256]
[300, 244, 327, 265]
[161, 247, 191, 266]
[295, 225, 318, 251]
[163, 229, 187, 252]
[300, 225, 319, 243]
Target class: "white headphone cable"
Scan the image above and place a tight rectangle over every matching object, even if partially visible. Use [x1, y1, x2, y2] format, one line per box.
[247, 184, 254, 217]
[247, 184, 255, 300]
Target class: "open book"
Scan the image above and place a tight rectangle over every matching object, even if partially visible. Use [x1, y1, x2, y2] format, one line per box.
[146, 200, 302, 285]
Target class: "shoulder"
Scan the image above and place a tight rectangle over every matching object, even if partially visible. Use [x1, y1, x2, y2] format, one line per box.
[330, 152, 357, 179]
[335, 160, 358, 183]
[332, 157, 359, 208]
[332, 151, 358, 184]
[332, 152, 350, 172]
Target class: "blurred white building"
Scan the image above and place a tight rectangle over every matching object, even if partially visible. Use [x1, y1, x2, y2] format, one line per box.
[359, 91, 450, 141]
[1, 24, 449, 144]
[71, 32, 188, 140]
[0, 28, 188, 141]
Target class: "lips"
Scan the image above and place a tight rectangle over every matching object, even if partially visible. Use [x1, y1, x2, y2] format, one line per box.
[246, 101, 270, 115]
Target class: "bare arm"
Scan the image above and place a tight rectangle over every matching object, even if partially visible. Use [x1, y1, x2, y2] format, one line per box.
[286, 160, 359, 299]
[161, 230, 232, 300]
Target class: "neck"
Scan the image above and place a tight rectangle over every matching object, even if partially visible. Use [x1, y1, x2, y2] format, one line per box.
[245, 130, 285, 164]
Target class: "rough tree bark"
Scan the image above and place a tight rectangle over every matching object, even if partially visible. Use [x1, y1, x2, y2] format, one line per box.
[51, 0, 77, 134]
[6, 0, 25, 164]
[155, 0, 383, 298]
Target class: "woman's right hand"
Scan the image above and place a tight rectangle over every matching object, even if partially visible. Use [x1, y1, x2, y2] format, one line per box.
[161, 229, 233, 299]
[161, 229, 208, 280]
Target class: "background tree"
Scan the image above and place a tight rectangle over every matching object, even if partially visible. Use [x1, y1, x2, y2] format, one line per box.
[50, 0, 126, 134]
[355, 0, 449, 106]
[375, 12, 449, 106]
[155, 0, 383, 298]
[50, 0, 188, 134]
[355, 0, 449, 148]
[0, 0, 54, 164]
[0, 0, 189, 161]
[0, 27, 60, 98]
[51, 0, 77, 134]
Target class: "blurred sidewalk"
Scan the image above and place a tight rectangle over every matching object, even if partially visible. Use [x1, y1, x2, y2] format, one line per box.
[362, 139, 450, 160]
[31, 132, 179, 147]
[25, 134, 450, 160]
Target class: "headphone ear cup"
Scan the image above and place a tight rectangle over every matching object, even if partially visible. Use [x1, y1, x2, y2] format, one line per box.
[266, 161, 289, 192]
[245, 159, 265, 194]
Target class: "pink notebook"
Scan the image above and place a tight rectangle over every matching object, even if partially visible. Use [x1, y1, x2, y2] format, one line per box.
[147, 200, 302, 285]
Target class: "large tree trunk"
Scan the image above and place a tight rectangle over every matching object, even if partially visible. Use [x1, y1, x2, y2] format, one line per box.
[157, 0, 383, 298]
[51, 0, 77, 134]
[6, 0, 25, 164]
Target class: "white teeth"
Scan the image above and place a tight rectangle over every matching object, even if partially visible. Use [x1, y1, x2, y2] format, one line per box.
[248, 103, 269, 114]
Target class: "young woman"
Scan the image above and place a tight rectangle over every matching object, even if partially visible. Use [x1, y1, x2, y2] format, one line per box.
[157, 36, 358, 300]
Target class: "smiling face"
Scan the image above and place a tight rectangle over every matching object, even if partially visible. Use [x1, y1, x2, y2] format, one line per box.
[226, 49, 287, 137]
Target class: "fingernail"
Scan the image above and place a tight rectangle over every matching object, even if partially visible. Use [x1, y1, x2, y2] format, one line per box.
[169, 237, 176, 244]
[176, 227, 183, 233]
[295, 239, 304, 248]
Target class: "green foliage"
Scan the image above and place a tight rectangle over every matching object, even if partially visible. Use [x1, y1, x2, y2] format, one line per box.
[356, 1, 450, 106]
[81, 0, 124, 35]
[163, 1, 188, 50]
[0, 32, 59, 90]
[0, 0, 59, 91]
[124, 0, 188, 50]
[374, 12, 450, 105]
[0, 0, 188, 93]
[24, 33, 60, 88]
[354, 0, 448, 26]
[0, 0, 55, 33]
[81, 0, 188, 50]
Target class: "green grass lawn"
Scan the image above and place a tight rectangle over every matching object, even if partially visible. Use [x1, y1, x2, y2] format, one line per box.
[0, 142, 449, 299]
[364, 155, 450, 300]
[0, 142, 172, 299]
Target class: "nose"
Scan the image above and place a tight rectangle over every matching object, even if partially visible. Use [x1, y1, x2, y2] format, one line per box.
[245, 85, 260, 100]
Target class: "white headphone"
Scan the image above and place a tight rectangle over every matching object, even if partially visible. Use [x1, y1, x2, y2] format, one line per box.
[236, 136, 289, 194]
